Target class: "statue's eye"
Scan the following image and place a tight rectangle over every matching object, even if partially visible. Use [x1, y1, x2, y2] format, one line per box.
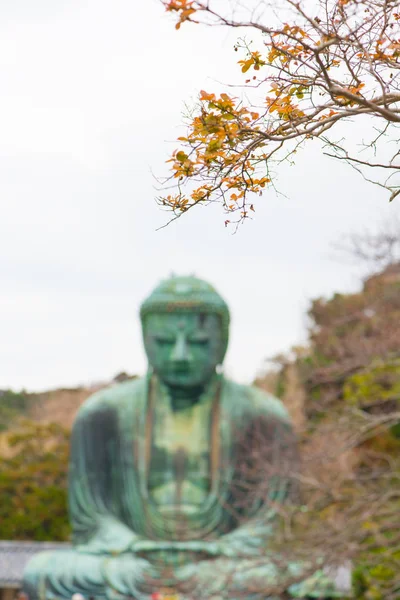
[155, 337, 174, 346]
[189, 337, 209, 346]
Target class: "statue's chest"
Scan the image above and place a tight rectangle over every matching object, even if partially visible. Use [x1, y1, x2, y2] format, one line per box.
[147, 401, 212, 512]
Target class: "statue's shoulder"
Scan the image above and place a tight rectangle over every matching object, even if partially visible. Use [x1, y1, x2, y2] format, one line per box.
[77, 376, 147, 419]
[222, 378, 290, 423]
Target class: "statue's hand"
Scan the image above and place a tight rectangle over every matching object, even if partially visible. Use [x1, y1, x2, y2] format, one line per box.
[218, 540, 262, 559]
[218, 523, 272, 559]
[131, 540, 171, 554]
[222, 519, 273, 555]
[131, 539, 223, 557]
[77, 518, 137, 555]
[130, 539, 261, 559]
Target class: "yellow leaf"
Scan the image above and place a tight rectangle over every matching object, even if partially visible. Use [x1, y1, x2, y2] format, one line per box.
[176, 151, 188, 162]
[199, 90, 215, 102]
[238, 59, 253, 73]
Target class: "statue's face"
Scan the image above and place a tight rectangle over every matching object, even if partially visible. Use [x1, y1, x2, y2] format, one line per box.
[143, 312, 223, 390]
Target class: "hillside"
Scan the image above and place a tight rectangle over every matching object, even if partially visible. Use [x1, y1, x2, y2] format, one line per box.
[0, 372, 137, 433]
[29, 386, 102, 429]
[255, 263, 400, 599]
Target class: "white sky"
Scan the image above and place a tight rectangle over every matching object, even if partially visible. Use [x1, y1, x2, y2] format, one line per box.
[1, 0, 399, 392]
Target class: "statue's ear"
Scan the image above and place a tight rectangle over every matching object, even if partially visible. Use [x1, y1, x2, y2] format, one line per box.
[219, 332, 229, 365]
[141, 319, 152, 361]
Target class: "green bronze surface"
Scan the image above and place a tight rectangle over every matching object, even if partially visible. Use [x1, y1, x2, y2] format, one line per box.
[22, 276, 345, 600]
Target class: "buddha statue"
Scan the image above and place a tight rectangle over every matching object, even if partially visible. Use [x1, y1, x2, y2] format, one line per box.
[23, 276, 342, 600]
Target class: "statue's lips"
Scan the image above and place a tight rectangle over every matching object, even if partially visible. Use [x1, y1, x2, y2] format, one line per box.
[168, 365, 192, 375]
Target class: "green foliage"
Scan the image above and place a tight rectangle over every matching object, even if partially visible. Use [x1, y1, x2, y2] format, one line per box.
[343, 359, 400, 412]
[298, 266, 400, 421]
[353, 561, 399, 600]
[274, 371, 286, 399]
[0, 389, 33, 432]
[0, 421, 70, 541]
[294, 266, 400, 598]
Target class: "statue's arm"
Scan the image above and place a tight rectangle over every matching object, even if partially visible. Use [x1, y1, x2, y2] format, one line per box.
[217, 408, 299, 559]
[68, 400, 139, 554]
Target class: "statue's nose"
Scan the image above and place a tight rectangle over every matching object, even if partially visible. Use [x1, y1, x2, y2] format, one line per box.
[171, 333, 192, 362]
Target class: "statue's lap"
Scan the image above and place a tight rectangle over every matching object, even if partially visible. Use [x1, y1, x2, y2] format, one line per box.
[23, 549, 283, 600]
[24, 550, 106, 599]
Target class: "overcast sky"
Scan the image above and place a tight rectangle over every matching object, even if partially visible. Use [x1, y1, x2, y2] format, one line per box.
[1, 0, 398, 392]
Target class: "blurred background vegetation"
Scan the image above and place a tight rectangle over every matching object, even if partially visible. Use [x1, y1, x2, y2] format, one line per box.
[255, 226, 400, 600]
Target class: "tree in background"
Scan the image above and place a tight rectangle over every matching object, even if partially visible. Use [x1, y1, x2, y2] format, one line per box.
[254, 227, 400, 599]
[0, 422, 70, 541]
[333, 217, 400, 273]
[0, 390, 31, 432]
[159, 0, 400, 225]
[0, 374, 137, 542]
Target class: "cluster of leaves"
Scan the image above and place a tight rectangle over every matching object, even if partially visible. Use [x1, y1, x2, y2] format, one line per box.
[160, 0, 400, 225]
[160, 89, 271, 225]
[0, 421, 70, 541]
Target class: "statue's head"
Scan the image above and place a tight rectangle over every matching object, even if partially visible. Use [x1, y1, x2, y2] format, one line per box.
[140, 275, 230, 391]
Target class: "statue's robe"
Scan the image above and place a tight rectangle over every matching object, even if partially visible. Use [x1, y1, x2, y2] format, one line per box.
[22, 374, 321, 600]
